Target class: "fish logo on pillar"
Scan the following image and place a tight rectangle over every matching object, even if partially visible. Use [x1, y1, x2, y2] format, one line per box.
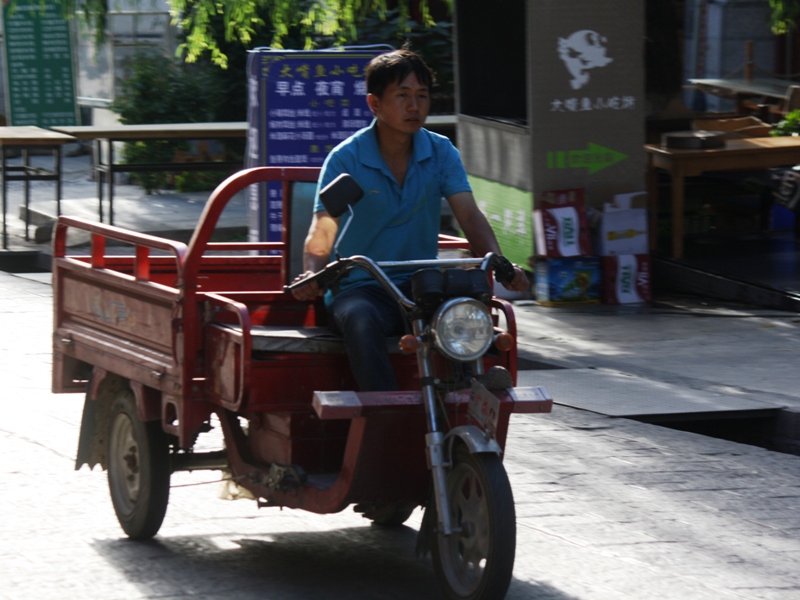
[557, 30, 613, 90]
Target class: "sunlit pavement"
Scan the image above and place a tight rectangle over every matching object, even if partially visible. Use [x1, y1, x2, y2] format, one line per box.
[2, 270, 800, 599]
[2, 149, 800, 598]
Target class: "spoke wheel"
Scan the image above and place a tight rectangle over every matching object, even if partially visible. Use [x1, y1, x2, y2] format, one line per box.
[107, 389, 170, 539]
[432, 444, 516, 600]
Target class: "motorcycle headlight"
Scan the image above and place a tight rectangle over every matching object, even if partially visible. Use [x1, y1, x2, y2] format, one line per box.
[431, 298, 494, 362]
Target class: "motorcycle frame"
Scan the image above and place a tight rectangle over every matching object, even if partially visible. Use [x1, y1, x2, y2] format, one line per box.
[319, 253, 506, 536]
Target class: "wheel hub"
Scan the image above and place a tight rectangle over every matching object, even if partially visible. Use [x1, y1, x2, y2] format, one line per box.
[444, 462, 490, 590]
[110, 414, 141, 513]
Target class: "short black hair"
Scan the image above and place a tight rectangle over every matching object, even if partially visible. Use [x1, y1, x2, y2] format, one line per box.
[365, 46, 435, 98]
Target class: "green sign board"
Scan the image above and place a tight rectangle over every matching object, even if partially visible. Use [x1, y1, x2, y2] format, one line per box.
[547, 143, 627, 174]
[468, 175, 534, 268]
[2, 0, 77, 126]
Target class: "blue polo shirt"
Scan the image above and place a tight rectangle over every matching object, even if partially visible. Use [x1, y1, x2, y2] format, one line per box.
[314, 119, 471, 298]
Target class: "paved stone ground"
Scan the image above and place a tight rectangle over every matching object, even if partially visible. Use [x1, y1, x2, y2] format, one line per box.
[512, 299, 800, 413]
[2, 270, 800, 599]
[506, 410, 800, 599]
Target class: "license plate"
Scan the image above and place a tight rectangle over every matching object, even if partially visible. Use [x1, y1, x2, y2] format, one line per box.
[468, 379, 500, 438]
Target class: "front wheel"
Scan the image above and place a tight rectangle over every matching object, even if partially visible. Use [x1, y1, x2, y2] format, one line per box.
[431, 444, 516, 600]
[107, 389, 171, 539]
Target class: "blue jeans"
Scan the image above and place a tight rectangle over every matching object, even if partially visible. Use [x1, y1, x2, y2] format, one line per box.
[328, 282, 411, 392]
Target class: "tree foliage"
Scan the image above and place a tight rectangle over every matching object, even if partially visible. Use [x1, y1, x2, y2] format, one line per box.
[175, 0, 456, 67]
[66, 0, 451, 69]
[768, 0, 800, 35]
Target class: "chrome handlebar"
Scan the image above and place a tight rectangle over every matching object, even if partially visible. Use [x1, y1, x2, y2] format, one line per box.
[284, 252, 506, 311]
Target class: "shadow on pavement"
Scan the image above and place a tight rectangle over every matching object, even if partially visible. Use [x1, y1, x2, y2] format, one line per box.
[91, 525, 578, 599]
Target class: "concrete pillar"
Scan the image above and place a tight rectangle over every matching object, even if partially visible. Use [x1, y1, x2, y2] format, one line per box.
[455, 0, 646, 265]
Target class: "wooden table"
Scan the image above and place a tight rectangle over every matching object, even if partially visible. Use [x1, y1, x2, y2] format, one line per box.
[689, 78, 790, 101]
[0, 126, 76, 249]
[646, 136, 800, 259]
[52, 122, 247, 225]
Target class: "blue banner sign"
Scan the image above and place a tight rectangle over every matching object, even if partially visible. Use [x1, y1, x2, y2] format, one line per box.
[246, 46, 391, 243]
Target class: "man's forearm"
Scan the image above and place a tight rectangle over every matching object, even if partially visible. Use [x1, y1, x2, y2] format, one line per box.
[303, 251, 330, 273]
[302, 211, 339, 273]
[460, 211, 502, 258]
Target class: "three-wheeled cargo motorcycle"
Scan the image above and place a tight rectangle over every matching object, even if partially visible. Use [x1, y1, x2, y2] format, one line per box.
[52, 167, 552, 599]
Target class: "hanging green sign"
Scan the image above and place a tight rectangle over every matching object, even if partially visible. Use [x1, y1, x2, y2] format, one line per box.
[1, 0, 77, 126]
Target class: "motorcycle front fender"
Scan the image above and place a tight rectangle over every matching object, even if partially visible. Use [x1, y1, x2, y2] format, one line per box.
[444, 425, 502, 460]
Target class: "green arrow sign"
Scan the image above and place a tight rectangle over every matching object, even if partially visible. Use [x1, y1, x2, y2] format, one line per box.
[547, 143, 627, 174]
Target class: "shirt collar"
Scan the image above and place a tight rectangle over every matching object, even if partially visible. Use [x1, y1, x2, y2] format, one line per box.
[359, 118, 433, 170]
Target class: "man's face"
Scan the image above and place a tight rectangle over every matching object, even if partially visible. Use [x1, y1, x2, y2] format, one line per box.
[368, 72, 430, 136]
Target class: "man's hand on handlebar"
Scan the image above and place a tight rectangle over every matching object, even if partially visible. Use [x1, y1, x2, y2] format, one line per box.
[290, 270, 323, 301]
[502, 265, 530, 293]
[492, 255, 530, 293]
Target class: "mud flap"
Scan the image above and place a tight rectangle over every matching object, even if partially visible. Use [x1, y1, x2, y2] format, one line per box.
[75, 382, 110, 471]
[75, 392, 97, 470]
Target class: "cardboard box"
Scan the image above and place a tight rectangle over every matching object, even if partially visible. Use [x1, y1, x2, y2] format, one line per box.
[772, 168, 800, 212]
[535, 257, 601, 306]
[595, 192, 649, 256]
[539, 188, 586, 208]
[534, 205, 592, 257]
[601, 254, 651, 304]
[534, 187, 592, 258]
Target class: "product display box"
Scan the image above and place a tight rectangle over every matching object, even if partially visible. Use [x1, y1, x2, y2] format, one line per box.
[533, 187, 592, 257]
[601, 254, 651, 304]
[535, 257, 601, 306]
[594, 191, 649, 256]
[539, 188, 585, 207]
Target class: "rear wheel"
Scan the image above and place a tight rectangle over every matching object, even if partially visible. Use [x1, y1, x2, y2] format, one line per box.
[431, 444, 516, 600]
[107, 389, 170, 539]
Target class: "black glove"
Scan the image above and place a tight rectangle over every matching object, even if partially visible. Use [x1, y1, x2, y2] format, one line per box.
[493, 255, 516, 284]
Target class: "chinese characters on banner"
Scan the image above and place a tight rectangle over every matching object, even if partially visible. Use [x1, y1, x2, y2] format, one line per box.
[469, 175, 533, 268]
[246, 48, 390, 242]
[1, 0, 77, 126]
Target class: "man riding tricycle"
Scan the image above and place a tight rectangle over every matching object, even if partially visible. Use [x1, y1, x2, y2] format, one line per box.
[53, 48, 552, 600]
